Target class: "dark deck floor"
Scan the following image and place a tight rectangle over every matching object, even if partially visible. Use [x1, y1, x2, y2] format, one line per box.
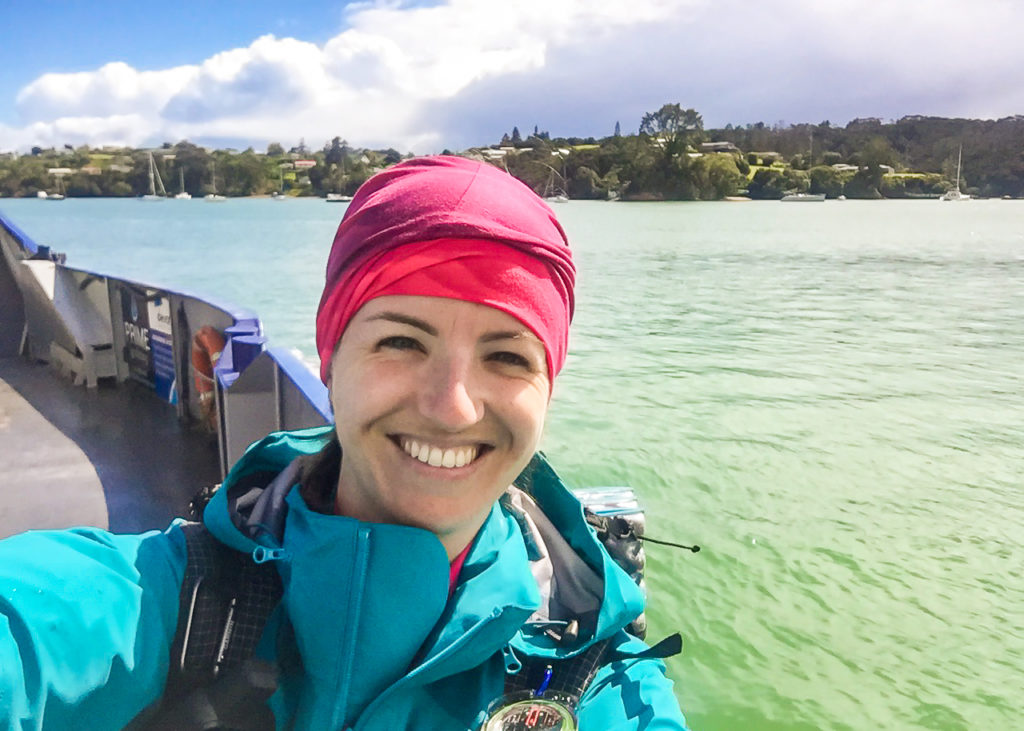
[0, 357, 221, 539]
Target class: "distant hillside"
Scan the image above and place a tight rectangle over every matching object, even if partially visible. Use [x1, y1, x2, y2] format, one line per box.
[3, 110, 1022, 200]
[708, 115, 1024, 198]
[478, 110, 1024, 200]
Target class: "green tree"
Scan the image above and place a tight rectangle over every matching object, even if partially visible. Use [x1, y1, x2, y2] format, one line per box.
[325, 137, 348, 166]
[844, 168, 883, 199]
[843, 136, 892, 198]
[808, 166, 844, 198]
[222, 150, 267, 195]
[171, 141, 212, 197]
[629, 104, 707, 199]
[698, 154, 745, 199]
[675, 154, 746, 199]
[639, 103, 704, 158]
[747, 168, 808, 199]
[110, 181, 133, 197]
[567, 166, 602, 199]
[879, 175, 907, 198]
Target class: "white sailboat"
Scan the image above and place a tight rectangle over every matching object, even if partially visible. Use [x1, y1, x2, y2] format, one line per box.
[940, 146, 971, 201]
[204, 160, 226, 201]
[543, 168, 568, 203]
[271, 165, 288, 200]
[174, 168, 191, 200]
[140, 152, 167, 201]
[781, 192, 825, 202]
[45, 175, 66, 201]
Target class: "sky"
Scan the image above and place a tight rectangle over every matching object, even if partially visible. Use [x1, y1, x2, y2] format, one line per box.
[1, 0, 1022, 154]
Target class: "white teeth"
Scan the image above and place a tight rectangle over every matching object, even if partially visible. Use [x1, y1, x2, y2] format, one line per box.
[401, 438, 478, 469]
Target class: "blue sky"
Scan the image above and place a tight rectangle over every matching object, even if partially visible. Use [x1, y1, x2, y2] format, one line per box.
[2, 0, 1022, 153]
[0, 0, 348, 112]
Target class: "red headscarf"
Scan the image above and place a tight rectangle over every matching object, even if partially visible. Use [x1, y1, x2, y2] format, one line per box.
[315, 156, 575, 383]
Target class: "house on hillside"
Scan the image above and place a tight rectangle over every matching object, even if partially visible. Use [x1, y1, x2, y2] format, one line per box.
[700, 141, 739, 154]
[831, 163, 895, 174]
[751, 151, 782, 165]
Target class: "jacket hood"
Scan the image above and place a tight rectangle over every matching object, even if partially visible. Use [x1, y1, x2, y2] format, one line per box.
[203, 427, 333, 553]
[499, 454, 647, 659]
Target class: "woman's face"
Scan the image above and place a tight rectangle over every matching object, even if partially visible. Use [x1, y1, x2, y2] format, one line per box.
[328, 295, 551, 556]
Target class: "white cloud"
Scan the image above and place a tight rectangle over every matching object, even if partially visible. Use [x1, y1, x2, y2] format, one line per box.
[4, 0, 1024, 152]
[3, 0, 692, 151]
[16, 62, 197, 121]
[162, 36, 330, 122]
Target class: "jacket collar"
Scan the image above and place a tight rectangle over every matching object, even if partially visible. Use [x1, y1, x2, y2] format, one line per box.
[203, 428, 645, 675]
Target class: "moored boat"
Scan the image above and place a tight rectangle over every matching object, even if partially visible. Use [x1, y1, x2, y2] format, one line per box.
[174, 168, 191, 199]
[940, 145, 971, 201]
[204, 160, 226, 201]
[140, 152, 167, 201]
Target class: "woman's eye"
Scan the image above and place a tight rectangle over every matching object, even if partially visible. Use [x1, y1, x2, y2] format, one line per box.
[488, 350, 532, 369]
[376, 335, 424, 352]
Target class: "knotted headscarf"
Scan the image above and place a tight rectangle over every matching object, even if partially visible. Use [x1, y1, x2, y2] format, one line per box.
[315, 155, 575, 384]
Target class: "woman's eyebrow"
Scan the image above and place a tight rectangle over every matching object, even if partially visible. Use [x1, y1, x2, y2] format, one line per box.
[480, 330, 539, 344]
[365, 311, 438, 335]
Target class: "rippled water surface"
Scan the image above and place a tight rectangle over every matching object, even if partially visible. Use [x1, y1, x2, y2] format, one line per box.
[4, 197, 1023, 730]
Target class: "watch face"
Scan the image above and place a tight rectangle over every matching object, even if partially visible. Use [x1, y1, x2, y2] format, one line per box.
[482, 698, 576, 731]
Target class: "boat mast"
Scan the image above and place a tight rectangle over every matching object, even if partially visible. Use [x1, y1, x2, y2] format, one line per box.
[155, 156, 166, 196]
[955, 145, 963, 193]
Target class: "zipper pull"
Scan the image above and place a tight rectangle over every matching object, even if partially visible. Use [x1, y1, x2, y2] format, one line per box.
[252, 545, 290, 564]
[501, 644, 522, 674]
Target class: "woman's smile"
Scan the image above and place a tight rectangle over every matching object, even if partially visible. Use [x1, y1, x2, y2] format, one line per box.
[395, 436, 485, 469]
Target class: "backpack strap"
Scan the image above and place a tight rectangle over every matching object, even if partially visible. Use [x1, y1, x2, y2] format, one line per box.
[502, 640, 612, 714]
[500, 632, 682, 718]
[135, 522, 284, 730]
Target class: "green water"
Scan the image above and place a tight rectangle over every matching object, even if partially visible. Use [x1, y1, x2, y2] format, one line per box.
[4, 197, 1022, 730]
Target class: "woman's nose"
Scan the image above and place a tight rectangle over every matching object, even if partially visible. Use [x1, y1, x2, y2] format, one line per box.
[419, 355, 484, 430]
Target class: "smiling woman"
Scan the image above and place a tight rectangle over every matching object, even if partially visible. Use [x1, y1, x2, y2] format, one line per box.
[0, 156, 689, 730]
[329, 295, 551, 558]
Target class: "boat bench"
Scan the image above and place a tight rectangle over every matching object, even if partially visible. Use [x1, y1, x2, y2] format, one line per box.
[19, 260, 118, 388]
[49, 340, 116, 388]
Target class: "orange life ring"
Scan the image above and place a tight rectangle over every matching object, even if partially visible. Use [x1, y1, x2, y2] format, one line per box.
[191, 326, 225, 426]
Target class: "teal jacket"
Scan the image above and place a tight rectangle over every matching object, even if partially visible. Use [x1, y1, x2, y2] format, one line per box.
[0, 426, 688, 730]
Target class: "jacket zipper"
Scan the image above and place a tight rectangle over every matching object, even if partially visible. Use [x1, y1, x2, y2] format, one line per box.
[332, 525, 372, 730]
